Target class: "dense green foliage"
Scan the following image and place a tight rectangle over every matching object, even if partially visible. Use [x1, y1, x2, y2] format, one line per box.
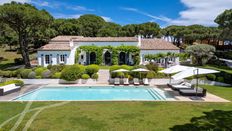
[77, 45, 140, 65]
[61, 65, 85, 81]
[0, 2, 53, 67]
[81, 74, 90, 79]
[85, 64, 100, 76]
[186, 44, 216, 65]
[0, 80, 24, 87]
[215, 9, 232, 41]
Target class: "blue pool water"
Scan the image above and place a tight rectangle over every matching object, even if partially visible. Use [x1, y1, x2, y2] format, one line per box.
[14, 86, 167, 101]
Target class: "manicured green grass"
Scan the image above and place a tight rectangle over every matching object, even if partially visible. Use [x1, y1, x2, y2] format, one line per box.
[0, 85, 232, 130]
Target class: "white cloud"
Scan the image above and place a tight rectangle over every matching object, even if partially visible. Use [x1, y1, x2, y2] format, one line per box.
[0, 0, 30, 5]
[121, 7, 171, 22]
[169, 0, 232, 26]
[101, 16, 113, 22]
[53, 13, 82, 19]
[71, 6, 94, 12]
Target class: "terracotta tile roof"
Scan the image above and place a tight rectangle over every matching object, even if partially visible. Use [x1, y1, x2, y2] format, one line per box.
[38, 44, 71, 51]
[51, 36, 84, 41]
[140, 39, 179, 50]
[73, 37, 138, 42]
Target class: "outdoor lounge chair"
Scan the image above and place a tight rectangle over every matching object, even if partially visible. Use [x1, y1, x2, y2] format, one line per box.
[143, 78, 149, 86]
[179, 87, 207, 97]
[123, 78, 129, 85]
[114, 78, 120, 85]
[0, 84, 21, 96]
[171, 82, 192, 91]
[167, 81, 184, 87]
[133, 78, 140, 85]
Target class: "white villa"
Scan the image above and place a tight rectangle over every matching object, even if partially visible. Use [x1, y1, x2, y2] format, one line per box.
[37, 36, 180, 67]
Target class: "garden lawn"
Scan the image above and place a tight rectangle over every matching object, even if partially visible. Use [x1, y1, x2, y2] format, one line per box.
[0, 85, 232, 131]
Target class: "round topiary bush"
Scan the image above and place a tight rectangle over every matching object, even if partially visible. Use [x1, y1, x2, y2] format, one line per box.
[91, 73, 98, 80]
[216, 77, 224, 83]
[28, 71, 36, 79]
[86, 64, 99, 76]
[41, 69, 52, 78]
[206, 74, 216, 81]
[61, 65, 85, 81]
[20, 69, 32, 78]
[34, 67, 47, 76]
[81, 74, 90, 79]
[146, 71, 155, 79]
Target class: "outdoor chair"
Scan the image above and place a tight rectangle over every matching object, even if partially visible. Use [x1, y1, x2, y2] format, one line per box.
[133, 78, 140, 85]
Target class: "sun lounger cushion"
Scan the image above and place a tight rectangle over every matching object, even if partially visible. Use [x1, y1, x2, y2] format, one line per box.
[0, 84, 21, 96]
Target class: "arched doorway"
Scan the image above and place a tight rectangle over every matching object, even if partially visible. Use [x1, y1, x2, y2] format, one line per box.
[89, 52, 96, 64]
[119, 52, 126, 65]
[104, 51, 111, 65]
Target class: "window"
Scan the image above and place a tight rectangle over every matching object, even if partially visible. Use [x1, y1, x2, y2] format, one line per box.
[81, 55, 84, 59]
[60, 55, 65, 62]
[45, 55, 50, 64]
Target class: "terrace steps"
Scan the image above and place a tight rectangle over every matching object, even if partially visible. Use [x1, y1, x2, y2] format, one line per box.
[97, 69, 110, 84]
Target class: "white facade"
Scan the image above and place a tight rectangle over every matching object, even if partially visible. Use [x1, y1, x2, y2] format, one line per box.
[38, 36, 180, 67]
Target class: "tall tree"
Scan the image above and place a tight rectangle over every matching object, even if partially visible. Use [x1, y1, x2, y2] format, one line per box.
[78, 14, 106, 37]
[97, 22, 121, 37]
[215, 9, 232, 41]
[138, 22, 160, 38]
[0, 2, 53, 67]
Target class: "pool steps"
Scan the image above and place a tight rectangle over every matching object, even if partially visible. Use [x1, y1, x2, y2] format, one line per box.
[148, 88, 165, 100]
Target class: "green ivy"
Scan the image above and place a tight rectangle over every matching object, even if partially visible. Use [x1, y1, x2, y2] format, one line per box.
[75, 45, 140, 65]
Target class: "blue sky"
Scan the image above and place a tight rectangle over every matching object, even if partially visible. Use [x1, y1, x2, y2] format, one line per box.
[1, 0, 232, 27]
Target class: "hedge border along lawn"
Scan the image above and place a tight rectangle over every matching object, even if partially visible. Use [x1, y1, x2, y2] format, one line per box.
[0, 80, 24, 87]
[0, 85, 231, 131]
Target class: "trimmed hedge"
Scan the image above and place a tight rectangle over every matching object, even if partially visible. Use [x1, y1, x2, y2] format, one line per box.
[20, 69, 32, 78]
[0, 80, 24, 87]
[34, 67, 47, 76]
[81, 74, 90, 79]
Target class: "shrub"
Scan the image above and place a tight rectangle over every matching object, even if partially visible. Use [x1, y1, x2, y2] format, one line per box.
[109, 65, 120, 72]
[47, 64, 52, 70]
[35, 76, 42, 79]
[34, 67, 47, 76]
[146, 72, 155, 79]
[86, 64, 99, 76]
[41, 70, 52, 78]
[216, 77, 224, 83]
[52, 72, 61, 79]
[20, 69, 32, 78]
[116, 72, 124, 78]
[91, 73, 98, 80]
[153, 73, 167, 78]
[28, 71, 36, 79]
[0, 70, 17, 77]
[0, 80, 24, 87]
[81, 74, 90, 79]
[145, 63, 158, 73]
[49, 64, 66, 73]
[61, 65, 85, 81]
[206, 74, 216, 81]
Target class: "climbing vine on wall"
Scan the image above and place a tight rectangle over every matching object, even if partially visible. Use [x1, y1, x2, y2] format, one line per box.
[75, 45, 140, 65]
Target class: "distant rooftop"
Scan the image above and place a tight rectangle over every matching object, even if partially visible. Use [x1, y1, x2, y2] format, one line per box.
[140, 39, 179, 50]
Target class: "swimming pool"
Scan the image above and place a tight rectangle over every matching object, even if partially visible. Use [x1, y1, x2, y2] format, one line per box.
[14, 86, 170, 101]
